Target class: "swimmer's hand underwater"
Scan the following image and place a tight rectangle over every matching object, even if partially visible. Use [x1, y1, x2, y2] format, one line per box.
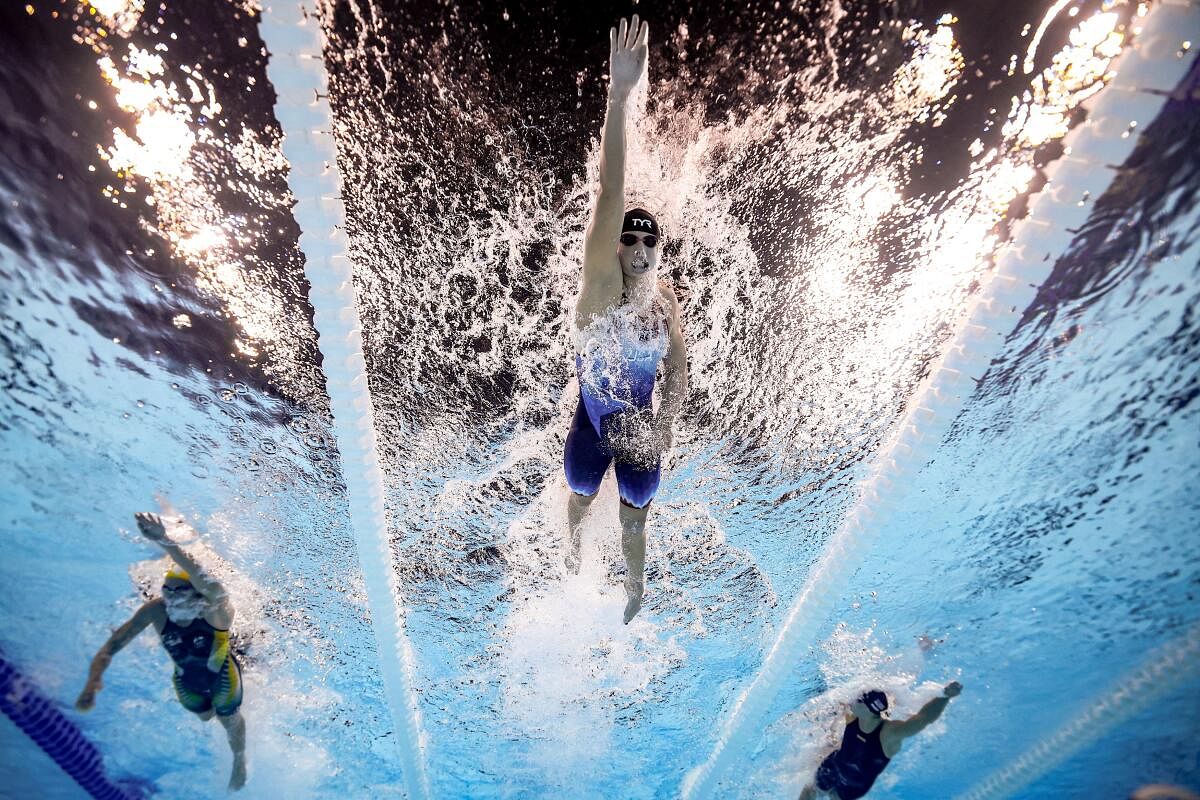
[608, 15, 648, 100]
[75, 679, 101, 711]
[134, 511, 169, 541]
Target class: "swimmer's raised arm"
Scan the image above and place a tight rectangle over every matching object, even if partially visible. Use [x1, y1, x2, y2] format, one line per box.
[135, 512, 229, 607]
[578, 16, 649, 325]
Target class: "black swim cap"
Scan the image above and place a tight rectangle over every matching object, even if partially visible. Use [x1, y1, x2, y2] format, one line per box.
[860, 690, 889, 715]
[622, 208, 660, 238]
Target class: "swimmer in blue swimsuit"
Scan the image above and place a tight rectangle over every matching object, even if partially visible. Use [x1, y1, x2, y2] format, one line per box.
[798, 683, 962, 800]
[566, 15, 689, 624]
[77, 512, 248, 790]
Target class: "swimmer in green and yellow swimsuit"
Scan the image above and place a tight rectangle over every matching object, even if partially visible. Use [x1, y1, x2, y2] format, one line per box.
[77, 512, 247, 790]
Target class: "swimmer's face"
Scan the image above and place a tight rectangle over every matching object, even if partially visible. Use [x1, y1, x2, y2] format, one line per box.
[618, 232, 659, 279]
[162, 579, 196, 598]
[163, 580, 207, 624]
[851, 699, 876, 720]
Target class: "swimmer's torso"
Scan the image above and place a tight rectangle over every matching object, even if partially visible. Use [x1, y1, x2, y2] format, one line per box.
[829, 719, 891, 789]
[575, 293, 668, 430]
[159, 616, 231, 687]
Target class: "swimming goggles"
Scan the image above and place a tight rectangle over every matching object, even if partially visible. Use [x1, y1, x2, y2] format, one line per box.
[619, 233, 658, 248]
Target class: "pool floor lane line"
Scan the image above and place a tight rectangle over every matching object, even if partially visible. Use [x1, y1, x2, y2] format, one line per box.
[956, 623, 1200, 800]
[257, 3, 432, 798]
[0, 647, 149, 800]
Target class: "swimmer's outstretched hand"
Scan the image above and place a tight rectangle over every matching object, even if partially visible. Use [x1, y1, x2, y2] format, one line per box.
[609, 15, 649, 98]
[134, 511, 168, 542]
[75, 677, 101, 711]
[943, 681, 963, 698]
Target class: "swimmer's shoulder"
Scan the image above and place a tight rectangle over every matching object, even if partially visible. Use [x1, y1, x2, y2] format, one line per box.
[139, 597, 168, 630]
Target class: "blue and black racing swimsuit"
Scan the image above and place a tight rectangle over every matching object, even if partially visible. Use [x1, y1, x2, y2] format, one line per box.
[565, 298, 668, 508]
[815, 719, 892, 800]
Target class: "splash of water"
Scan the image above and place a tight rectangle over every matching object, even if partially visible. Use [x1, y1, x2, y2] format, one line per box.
[320, 0, 1170, 792]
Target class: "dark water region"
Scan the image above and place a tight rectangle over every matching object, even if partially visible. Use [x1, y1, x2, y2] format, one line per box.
[0, 1, 323, 410]
[1015, 57, 1200, 346]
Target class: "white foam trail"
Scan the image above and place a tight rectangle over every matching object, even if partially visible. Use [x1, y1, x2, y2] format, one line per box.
[680, 4, 1200, 797]
[956, 623, 1200, 800]
[257, 4, 431, 798]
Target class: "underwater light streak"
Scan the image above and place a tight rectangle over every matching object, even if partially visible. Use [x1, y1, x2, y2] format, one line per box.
[1024, 0, 1075, 75]
[258, 3, 432, 798]
[681, 2, 1195, 796]
[85, 12, 310, 391]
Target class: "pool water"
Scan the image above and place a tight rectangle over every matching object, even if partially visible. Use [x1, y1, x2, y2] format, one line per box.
[1, 1, 1197, 798]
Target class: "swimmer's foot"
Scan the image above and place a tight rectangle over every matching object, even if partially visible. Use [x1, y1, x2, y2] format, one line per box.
[623, 578, 644, 624]
[229, 756, 247, 791]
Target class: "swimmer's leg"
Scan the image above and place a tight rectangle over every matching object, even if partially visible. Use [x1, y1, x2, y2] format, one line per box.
[614, 453, 660, 623]
[217, 711, 247, 790]
[566, 491, 597, 575]
[619, 501, 648, 624]
[563, 398, 610, 574]
[213, 657, 246, 790]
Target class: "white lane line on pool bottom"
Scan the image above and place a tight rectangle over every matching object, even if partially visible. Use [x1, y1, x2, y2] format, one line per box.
[956, 622, 1200, 800]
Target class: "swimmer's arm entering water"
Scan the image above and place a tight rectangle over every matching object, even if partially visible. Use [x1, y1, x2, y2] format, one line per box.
[880, 681, 962, 757]
[75, 599, 164, 711]
[656, 285, 688, 453]
[578, 16, 649, 327]
[135, 511, 233, 626]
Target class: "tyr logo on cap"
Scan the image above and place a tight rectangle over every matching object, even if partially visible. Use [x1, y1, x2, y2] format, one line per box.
[622, 207, 660, 237]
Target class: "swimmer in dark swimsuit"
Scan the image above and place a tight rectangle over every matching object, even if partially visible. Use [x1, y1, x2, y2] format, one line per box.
[76, 512, 248, 790]
[799, 682, 962, 800]
[566, 15, 689, 624]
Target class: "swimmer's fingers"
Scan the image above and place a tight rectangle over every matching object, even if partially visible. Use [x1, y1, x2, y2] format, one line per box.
[610, 25, 617, 63]
[135, 512, 167, 540]
[75, 680, 100, 711]
[635, 18, 649, 49]
[618, 17, 629, 51]
[627, 14, 640, 48]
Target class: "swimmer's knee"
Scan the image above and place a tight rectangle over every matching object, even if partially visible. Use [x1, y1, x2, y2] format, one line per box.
[568, 486, 600, 505]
